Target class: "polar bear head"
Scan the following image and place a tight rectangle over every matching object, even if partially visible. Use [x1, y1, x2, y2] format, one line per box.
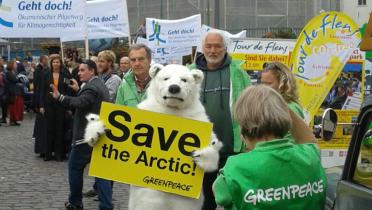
[86, 113, 100, 122]
[147, 64, 204, 109]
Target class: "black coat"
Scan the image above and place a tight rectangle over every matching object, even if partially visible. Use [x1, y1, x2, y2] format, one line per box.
[33, 64, 48, 108]
[59, 77, 110, 142]
[39, 68, 73, 108]
[5, 71, 22, 97]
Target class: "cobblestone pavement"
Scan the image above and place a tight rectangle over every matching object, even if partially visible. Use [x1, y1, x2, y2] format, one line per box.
[0, 113, 129, 210]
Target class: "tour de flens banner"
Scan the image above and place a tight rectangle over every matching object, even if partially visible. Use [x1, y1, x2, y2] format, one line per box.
[146, 14, 201, 48]
[0, 0, 86, 38]
[291, 11, 361, 123]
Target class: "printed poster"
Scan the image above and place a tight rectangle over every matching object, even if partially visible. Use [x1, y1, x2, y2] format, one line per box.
[228, 38, 295, 70]
[291, 11, 361, 123]
[61, 0, 130, 41]
[0, 0, 86, 38]
[146, 14, 201, 48]
[89, 102, 213, 198]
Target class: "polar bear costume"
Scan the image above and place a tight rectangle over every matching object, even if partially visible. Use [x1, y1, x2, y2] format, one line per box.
[129, 64, 222, 210]
[84, 64, 222, 210]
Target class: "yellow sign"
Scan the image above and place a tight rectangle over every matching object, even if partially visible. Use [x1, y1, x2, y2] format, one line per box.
[89, 102, 213, 199]
[231, 53, 291, 70]
[228, 39, 295, 71]
[291, 12, 361, 123]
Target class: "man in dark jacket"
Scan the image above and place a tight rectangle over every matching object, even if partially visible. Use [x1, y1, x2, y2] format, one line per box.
[50, 60, 113, 210]
[33, 55, 49, 110]
[32, 55, 48, 153]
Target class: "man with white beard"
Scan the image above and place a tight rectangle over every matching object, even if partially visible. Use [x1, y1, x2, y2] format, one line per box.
[188, 30, 251, 210]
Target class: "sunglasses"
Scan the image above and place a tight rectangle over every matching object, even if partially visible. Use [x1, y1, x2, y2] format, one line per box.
[262, 62, 281, 71]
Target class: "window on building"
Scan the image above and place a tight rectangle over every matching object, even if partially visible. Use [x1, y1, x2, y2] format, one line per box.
[358, 0, 367, 6]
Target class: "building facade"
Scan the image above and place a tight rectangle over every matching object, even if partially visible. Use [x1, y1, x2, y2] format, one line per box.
[341, 0, 371, 26]
[127, 0, 340, 37]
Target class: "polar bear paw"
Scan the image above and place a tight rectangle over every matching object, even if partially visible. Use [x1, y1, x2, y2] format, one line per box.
[192, 139, 223, 172]
[84, 113, 107, 147]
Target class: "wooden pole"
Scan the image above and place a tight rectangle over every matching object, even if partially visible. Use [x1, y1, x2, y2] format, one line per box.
[60, 39, 65, 62]
[85, 37, 89, 59]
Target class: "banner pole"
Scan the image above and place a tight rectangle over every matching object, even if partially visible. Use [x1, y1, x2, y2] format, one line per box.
[193, 46, 197, 63]
[85, 37, 89, 59]
[123, 0, 132, 46]
[7, 44, 10, 61]
[60, 39, 65, 62]
[128, 35, 132, 46]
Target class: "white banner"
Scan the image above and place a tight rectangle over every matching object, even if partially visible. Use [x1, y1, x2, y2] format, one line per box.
[0, 0, 86, 38]
[228, 39, 295, 55]
[227, 38, 296, 70]
[136, 37, 191, 58]
[152, 47, 192, 58]
[61, 0, 130, 41]
[153, 56, 183, 65]
[135, 37, 148, 45]
[146, 14, 201, 48]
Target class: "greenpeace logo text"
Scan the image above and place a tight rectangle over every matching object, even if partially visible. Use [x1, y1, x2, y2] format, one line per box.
[244, 180, 324, 205]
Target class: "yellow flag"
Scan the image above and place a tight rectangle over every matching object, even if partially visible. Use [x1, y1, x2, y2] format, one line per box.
[291, 12, 361, 123]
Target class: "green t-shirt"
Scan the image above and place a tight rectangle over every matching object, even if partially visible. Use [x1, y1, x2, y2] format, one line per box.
[285, 102, 305, 140]
[288, 102, 305, 119]
[115, 71, 148, 107]
[214, 138, 326, 210]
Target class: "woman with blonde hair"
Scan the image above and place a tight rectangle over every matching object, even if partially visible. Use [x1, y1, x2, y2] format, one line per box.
[213, 85, 326, 210]
[261, 61, 304, 118]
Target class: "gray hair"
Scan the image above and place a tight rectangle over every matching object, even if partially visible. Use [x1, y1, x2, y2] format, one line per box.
[234, 85, 292, 139]
[129, 44, 152, 61]
[202, 29, 229, 50]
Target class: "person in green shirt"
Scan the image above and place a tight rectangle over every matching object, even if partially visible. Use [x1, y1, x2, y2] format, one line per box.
[261, 61, 304, 118]
[213, 85, 326, 210]
[115, 44, 152, 107]
[188, 30, 251, 210]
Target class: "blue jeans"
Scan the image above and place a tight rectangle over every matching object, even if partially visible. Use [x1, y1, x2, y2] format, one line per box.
[68, 144, 113, 210]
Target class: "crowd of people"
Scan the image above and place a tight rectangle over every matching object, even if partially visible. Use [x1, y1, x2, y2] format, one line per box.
[0, 30, 326, 210]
